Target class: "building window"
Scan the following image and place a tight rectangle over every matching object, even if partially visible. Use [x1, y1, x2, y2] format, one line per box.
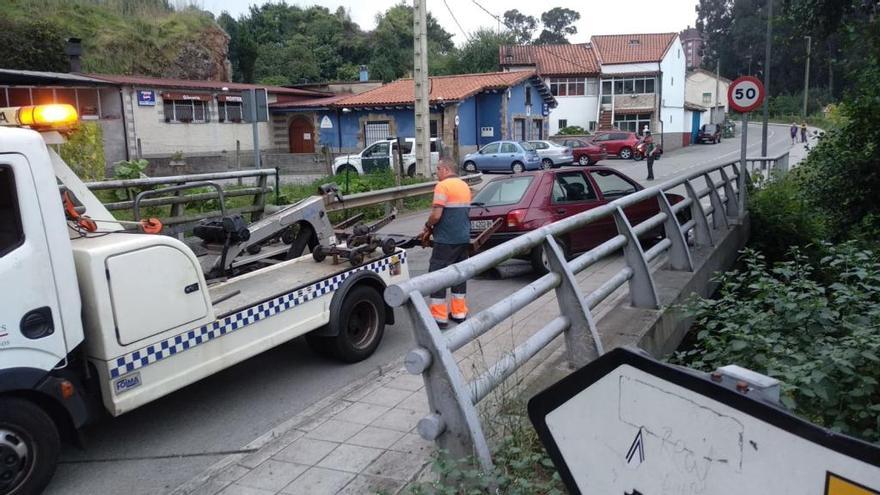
[558, 119, 568, 129]
[549, 78, 585, 97]
[218, 101, 243, 123]
[702, 92, 713, 104]
[364, 121, 390, 145]
[163, 99, 208, 123]
[429, 119, 438, 138]
[525, 87, 532, 106]
[613, 113, 652, 133]
[0, 165, 24, 258]
[601, 77, 656, 96]
[589, 121, 597, 132]
[585, 79, 599, 96]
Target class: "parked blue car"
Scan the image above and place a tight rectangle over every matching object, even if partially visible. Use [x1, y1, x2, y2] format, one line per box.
[461, 141, 542, 174]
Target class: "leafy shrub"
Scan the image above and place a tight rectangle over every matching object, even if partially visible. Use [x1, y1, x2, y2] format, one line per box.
[60, 122, 106, 181]
[748, 171, 827, 262]
[557, 126, 587, 136]
[112, 159, 150, 200]
[671, 244, 880, 441]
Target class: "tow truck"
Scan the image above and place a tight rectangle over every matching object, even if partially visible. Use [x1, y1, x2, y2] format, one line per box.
[0, 104, 410, 495]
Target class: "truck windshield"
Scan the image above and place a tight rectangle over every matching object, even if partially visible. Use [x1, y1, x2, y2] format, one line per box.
[472, 176, 534, 207]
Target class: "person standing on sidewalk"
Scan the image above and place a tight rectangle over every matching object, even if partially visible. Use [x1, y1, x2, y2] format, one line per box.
[790, 122, 798, 145]
[643, 130, 656, 181]
[800, 122, 808, 143]
[420, 159, 471, 328]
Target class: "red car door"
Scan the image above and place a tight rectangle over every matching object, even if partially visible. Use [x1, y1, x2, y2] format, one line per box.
[592, 132, 617, 155]
[589, 168, 658, 235]
[547, 170, 606, 253]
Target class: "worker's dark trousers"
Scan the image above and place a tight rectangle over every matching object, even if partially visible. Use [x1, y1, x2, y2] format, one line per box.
[428, 243, 469, 323]
[646, 156, 655, 180]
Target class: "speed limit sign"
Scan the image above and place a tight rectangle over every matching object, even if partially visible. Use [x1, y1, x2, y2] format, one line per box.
[728, 76, 765, 113]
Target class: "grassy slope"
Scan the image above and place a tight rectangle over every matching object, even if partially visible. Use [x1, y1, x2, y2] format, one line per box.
[1, 0, 219, 76]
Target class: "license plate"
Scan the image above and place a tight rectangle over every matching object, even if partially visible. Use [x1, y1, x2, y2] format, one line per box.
[470, 219, 493, 231]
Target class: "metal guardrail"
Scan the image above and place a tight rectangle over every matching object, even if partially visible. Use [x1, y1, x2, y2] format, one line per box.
[385, 152, 789, 472]
[324, 173, 483, 212]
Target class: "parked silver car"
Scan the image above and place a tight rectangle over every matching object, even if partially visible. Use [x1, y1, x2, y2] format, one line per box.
[528, 140, 574, 169]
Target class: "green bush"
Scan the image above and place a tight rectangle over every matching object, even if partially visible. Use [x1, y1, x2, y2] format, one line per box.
[60, 122, 106, 181]
[748, 171, 827, 262]
[557, 126, 587, 136]
[671, 244, 880, 442]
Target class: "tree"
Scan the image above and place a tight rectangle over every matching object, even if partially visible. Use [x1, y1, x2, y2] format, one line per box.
[535, 7, 580, 45]
[370, 4, 454, 82]
[503, 9, 538, 44]
[446, 29, 515, 74]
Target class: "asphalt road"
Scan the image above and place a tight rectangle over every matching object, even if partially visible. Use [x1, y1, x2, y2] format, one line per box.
[47, 123, 792, 494]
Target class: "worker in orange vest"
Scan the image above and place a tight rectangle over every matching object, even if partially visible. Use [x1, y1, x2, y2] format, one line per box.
[420, 159, 472, 328]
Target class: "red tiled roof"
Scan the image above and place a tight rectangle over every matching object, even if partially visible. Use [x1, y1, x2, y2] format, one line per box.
[591, 33, 678, 65]
[335, 71, 536, 107]
[499, 44, 599, 75]
[84, 73, 330, 97]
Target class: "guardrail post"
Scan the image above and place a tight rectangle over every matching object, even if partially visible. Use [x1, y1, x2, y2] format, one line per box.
[405, 293, 494, 473]
[703, 173, 729, 230]
[777, 152, 789, 174]
[718, 168, 740, 218]
[250, 172, 269, 222]
[658, 193, 694, 271]
[542, 235, 603, 368]
[612, 206, 659, 309]
[684, 182, 713, 247]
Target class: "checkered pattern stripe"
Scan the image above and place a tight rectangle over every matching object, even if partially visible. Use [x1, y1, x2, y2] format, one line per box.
[108, 252, 405, 379]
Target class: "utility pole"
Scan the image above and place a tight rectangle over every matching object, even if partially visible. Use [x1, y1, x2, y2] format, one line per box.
[803, 35, 811, 118]
[714, 59, 721, 123]
[761, 0, 772, 157]
[413, 0, 430, 177]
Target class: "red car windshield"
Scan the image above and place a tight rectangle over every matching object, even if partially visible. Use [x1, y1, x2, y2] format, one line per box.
[472, 176, 534, 207]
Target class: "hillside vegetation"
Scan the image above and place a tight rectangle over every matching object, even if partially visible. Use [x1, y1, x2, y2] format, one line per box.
[0, 0, 230, 80]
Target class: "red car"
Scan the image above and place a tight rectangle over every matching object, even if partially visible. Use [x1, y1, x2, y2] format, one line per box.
[590, 130, 640, 160]
[469, 167, 684, 273]
[554, 138, 607, 166]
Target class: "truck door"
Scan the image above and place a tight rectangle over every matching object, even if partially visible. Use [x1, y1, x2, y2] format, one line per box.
[361, 142, 390, 174]
[0, 154, 68, 369]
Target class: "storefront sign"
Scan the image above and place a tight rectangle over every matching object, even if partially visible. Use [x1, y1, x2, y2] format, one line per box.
[137, 90, 156, 106]
[217, 94, 243, 103]
[161, 92, 211, 102]
[480, 126, 494, 137]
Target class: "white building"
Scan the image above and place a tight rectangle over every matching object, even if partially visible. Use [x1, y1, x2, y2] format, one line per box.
[501, 32, 691, 150]
[686, 68, 730, 126]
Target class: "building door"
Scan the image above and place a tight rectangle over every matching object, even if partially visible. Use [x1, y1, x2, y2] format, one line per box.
[289, 117, 315, 153]
[533, 119, 543, 140]
[690, 111, 701, 145]
[513, 118, 526, 141]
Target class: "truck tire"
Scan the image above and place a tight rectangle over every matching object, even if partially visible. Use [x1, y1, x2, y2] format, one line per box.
[0, 397, 60, 495]
[310, 285, 386, 363]
[407, 164, 416, 177]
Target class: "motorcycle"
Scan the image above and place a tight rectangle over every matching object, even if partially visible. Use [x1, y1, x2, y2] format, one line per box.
[632, 140, 663, 161]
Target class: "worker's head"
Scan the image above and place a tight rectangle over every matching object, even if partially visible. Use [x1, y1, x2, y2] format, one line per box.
[437, 159, 458, 180]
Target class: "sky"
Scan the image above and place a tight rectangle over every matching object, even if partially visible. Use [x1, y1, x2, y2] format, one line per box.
[199, 0, 700, 46]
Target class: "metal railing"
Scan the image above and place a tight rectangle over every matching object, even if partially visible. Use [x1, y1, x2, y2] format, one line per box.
[323, 173, 483, 213]
[386, 153, 788, 472]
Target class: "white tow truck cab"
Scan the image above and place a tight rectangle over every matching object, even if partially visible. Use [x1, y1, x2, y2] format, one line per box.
[0, 105, 409, 495]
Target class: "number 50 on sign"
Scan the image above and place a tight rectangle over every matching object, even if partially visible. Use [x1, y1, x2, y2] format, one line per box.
[728, 76, 765, 113]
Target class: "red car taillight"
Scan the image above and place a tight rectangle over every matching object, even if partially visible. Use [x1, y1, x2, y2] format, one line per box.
[506, 209, 527, 228]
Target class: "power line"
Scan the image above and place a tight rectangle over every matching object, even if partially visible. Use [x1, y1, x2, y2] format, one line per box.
[443, 0, 471, 42]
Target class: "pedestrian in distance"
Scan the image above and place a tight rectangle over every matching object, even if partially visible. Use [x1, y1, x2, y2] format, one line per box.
[800, 122, 808, 143]
[420, 158, 471, 329]
[790, 122, 798, 145]
[643, 131, 656, 181]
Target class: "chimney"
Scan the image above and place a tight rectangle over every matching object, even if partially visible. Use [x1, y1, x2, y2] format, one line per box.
[504, 47, 513, 63]
[359, 65, 369, 82]
[65, 38, 82, 73]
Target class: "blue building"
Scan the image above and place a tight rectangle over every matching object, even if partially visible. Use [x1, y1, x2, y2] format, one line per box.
[270, 71, 556, 162]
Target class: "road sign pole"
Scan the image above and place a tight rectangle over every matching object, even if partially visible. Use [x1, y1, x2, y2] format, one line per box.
[739, 111, 748, 213]
[249, 89, 261, 169]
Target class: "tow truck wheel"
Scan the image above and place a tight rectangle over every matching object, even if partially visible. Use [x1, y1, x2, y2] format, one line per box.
[381, 238, 397, 255]
[0, 397, 60, 495]
[312, 244, 328, 263]
[329, 285, 386, 362]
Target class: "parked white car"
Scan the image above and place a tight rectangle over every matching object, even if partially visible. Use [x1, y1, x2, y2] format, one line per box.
[332, 138, 441, 177]
[528, 140, 574, 168]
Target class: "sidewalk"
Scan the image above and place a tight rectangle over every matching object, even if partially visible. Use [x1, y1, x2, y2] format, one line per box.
[173, 253, 638, 495]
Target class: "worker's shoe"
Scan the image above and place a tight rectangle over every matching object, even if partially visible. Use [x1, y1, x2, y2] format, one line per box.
[450, 294, 468, 324]
[430, 298, 449, 329]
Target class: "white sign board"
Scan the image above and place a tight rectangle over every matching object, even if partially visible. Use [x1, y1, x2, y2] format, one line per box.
[529, 348, 880, 495]
[480, 126, 494, 137]
[320, 115, 333, 129]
